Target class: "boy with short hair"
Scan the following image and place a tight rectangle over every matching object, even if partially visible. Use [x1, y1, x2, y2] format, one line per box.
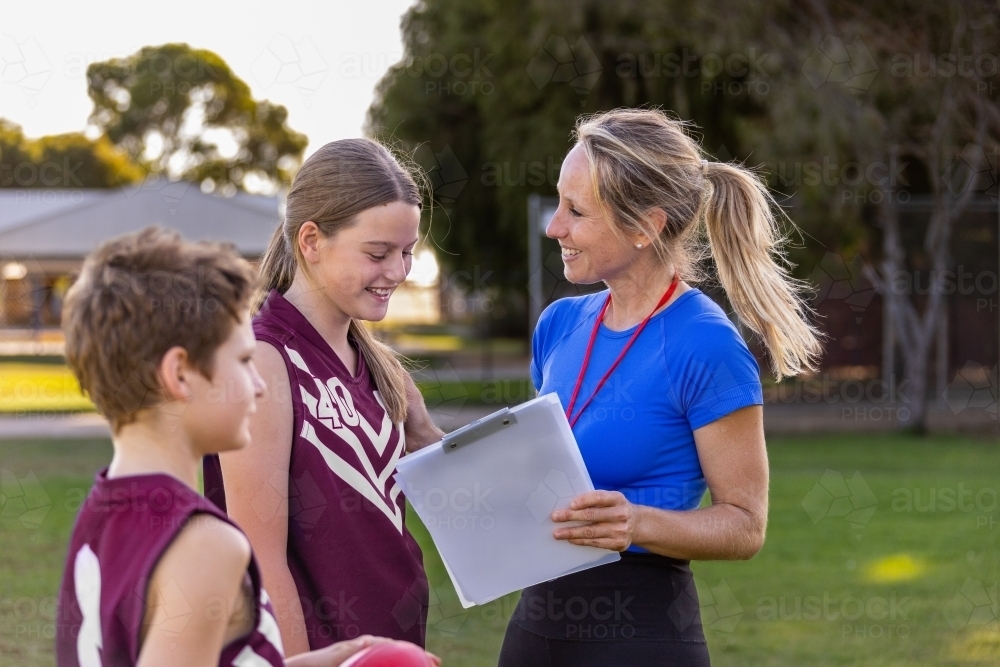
[54, 227, 435, 667]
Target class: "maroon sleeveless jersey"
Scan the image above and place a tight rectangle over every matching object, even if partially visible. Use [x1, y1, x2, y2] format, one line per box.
[203, 290, 428, 649]
[55, 469, 285, 667]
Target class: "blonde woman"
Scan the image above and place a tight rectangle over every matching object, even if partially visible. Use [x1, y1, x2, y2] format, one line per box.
[499, 109, 822, 667]
[203, 139, 445, 657]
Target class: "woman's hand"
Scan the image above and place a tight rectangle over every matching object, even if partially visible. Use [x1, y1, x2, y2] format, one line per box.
[550, 490, 640, 552]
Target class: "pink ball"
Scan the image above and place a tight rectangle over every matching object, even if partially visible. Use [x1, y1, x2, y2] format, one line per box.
[340, 641, 435, 667]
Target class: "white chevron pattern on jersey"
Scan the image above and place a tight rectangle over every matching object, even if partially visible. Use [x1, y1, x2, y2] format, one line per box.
[232, 645, 273, 667]
[257, 589, 284, 657]
[285, 345, 406, 534]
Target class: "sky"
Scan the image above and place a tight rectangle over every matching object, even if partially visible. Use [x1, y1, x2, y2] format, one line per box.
[0, 0, 416, 158]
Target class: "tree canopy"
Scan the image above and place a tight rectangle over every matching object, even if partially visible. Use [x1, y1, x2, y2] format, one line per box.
[0, 119, 143, 188]
[86, 43, 307, 194]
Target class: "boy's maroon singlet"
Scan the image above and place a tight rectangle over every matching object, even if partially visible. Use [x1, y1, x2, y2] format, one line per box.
[55, 470, 285, 667]
[204, 290, 428, 649]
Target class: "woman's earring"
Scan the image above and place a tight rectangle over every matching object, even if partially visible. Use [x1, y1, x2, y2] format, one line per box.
[636, 243, 643, 248]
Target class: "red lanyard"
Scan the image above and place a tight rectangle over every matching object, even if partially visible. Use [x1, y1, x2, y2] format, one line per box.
[565, 273, 680, 428]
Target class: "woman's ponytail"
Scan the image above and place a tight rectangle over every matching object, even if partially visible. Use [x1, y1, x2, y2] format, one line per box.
[702, 162, 823, 379]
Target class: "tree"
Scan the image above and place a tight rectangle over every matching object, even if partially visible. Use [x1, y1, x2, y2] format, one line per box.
[739, 0, 1000, 431]
[86, 43, 307, 194]
[0, 118, 143, 188]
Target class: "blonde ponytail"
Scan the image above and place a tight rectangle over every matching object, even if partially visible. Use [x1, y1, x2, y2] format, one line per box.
[257, 138, 424, 423]
[702, 162, 823, 379]
[575, 108, 823, 380]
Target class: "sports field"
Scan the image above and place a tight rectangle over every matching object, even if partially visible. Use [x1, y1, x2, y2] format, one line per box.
[0, 434, 997, 666]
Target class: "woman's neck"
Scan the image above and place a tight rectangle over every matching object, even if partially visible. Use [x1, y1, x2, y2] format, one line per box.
[603, 256, 686, 331]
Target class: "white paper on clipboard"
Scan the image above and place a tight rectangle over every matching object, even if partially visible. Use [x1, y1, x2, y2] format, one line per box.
[393, 392, 620, 608]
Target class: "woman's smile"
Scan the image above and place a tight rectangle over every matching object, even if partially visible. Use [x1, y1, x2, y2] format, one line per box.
[560, 245, 583, 261]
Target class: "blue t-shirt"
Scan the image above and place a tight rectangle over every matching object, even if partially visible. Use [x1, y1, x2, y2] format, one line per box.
[532, 287, 763, 526]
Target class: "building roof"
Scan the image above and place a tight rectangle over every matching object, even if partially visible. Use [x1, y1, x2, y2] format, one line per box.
[0, 181, 281, 258]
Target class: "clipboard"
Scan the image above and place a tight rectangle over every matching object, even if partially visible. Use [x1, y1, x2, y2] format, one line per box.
[393, 392, 620, 607]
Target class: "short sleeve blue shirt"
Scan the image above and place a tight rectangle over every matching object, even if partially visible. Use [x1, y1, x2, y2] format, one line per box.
[532, 288, 763, 529]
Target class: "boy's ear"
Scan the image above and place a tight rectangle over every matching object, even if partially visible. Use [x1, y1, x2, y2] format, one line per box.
[158, 346, 193, 402]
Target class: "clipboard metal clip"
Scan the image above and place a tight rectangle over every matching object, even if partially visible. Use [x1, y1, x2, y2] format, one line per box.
[441, 407, 518, 452]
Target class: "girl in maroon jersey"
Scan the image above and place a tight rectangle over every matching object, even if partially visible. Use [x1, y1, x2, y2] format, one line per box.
[204, 139, 446, 656]
[54, 228, 437, 666]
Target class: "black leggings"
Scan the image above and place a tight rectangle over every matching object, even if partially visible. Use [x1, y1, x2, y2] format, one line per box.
[498, 553, 711, 667]
[499, 623, 711, 667]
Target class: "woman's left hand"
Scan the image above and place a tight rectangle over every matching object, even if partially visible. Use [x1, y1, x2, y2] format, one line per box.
[551, 490, 640, 552]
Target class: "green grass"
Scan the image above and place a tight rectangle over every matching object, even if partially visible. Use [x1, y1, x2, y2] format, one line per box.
[1, 434, 998, 666]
